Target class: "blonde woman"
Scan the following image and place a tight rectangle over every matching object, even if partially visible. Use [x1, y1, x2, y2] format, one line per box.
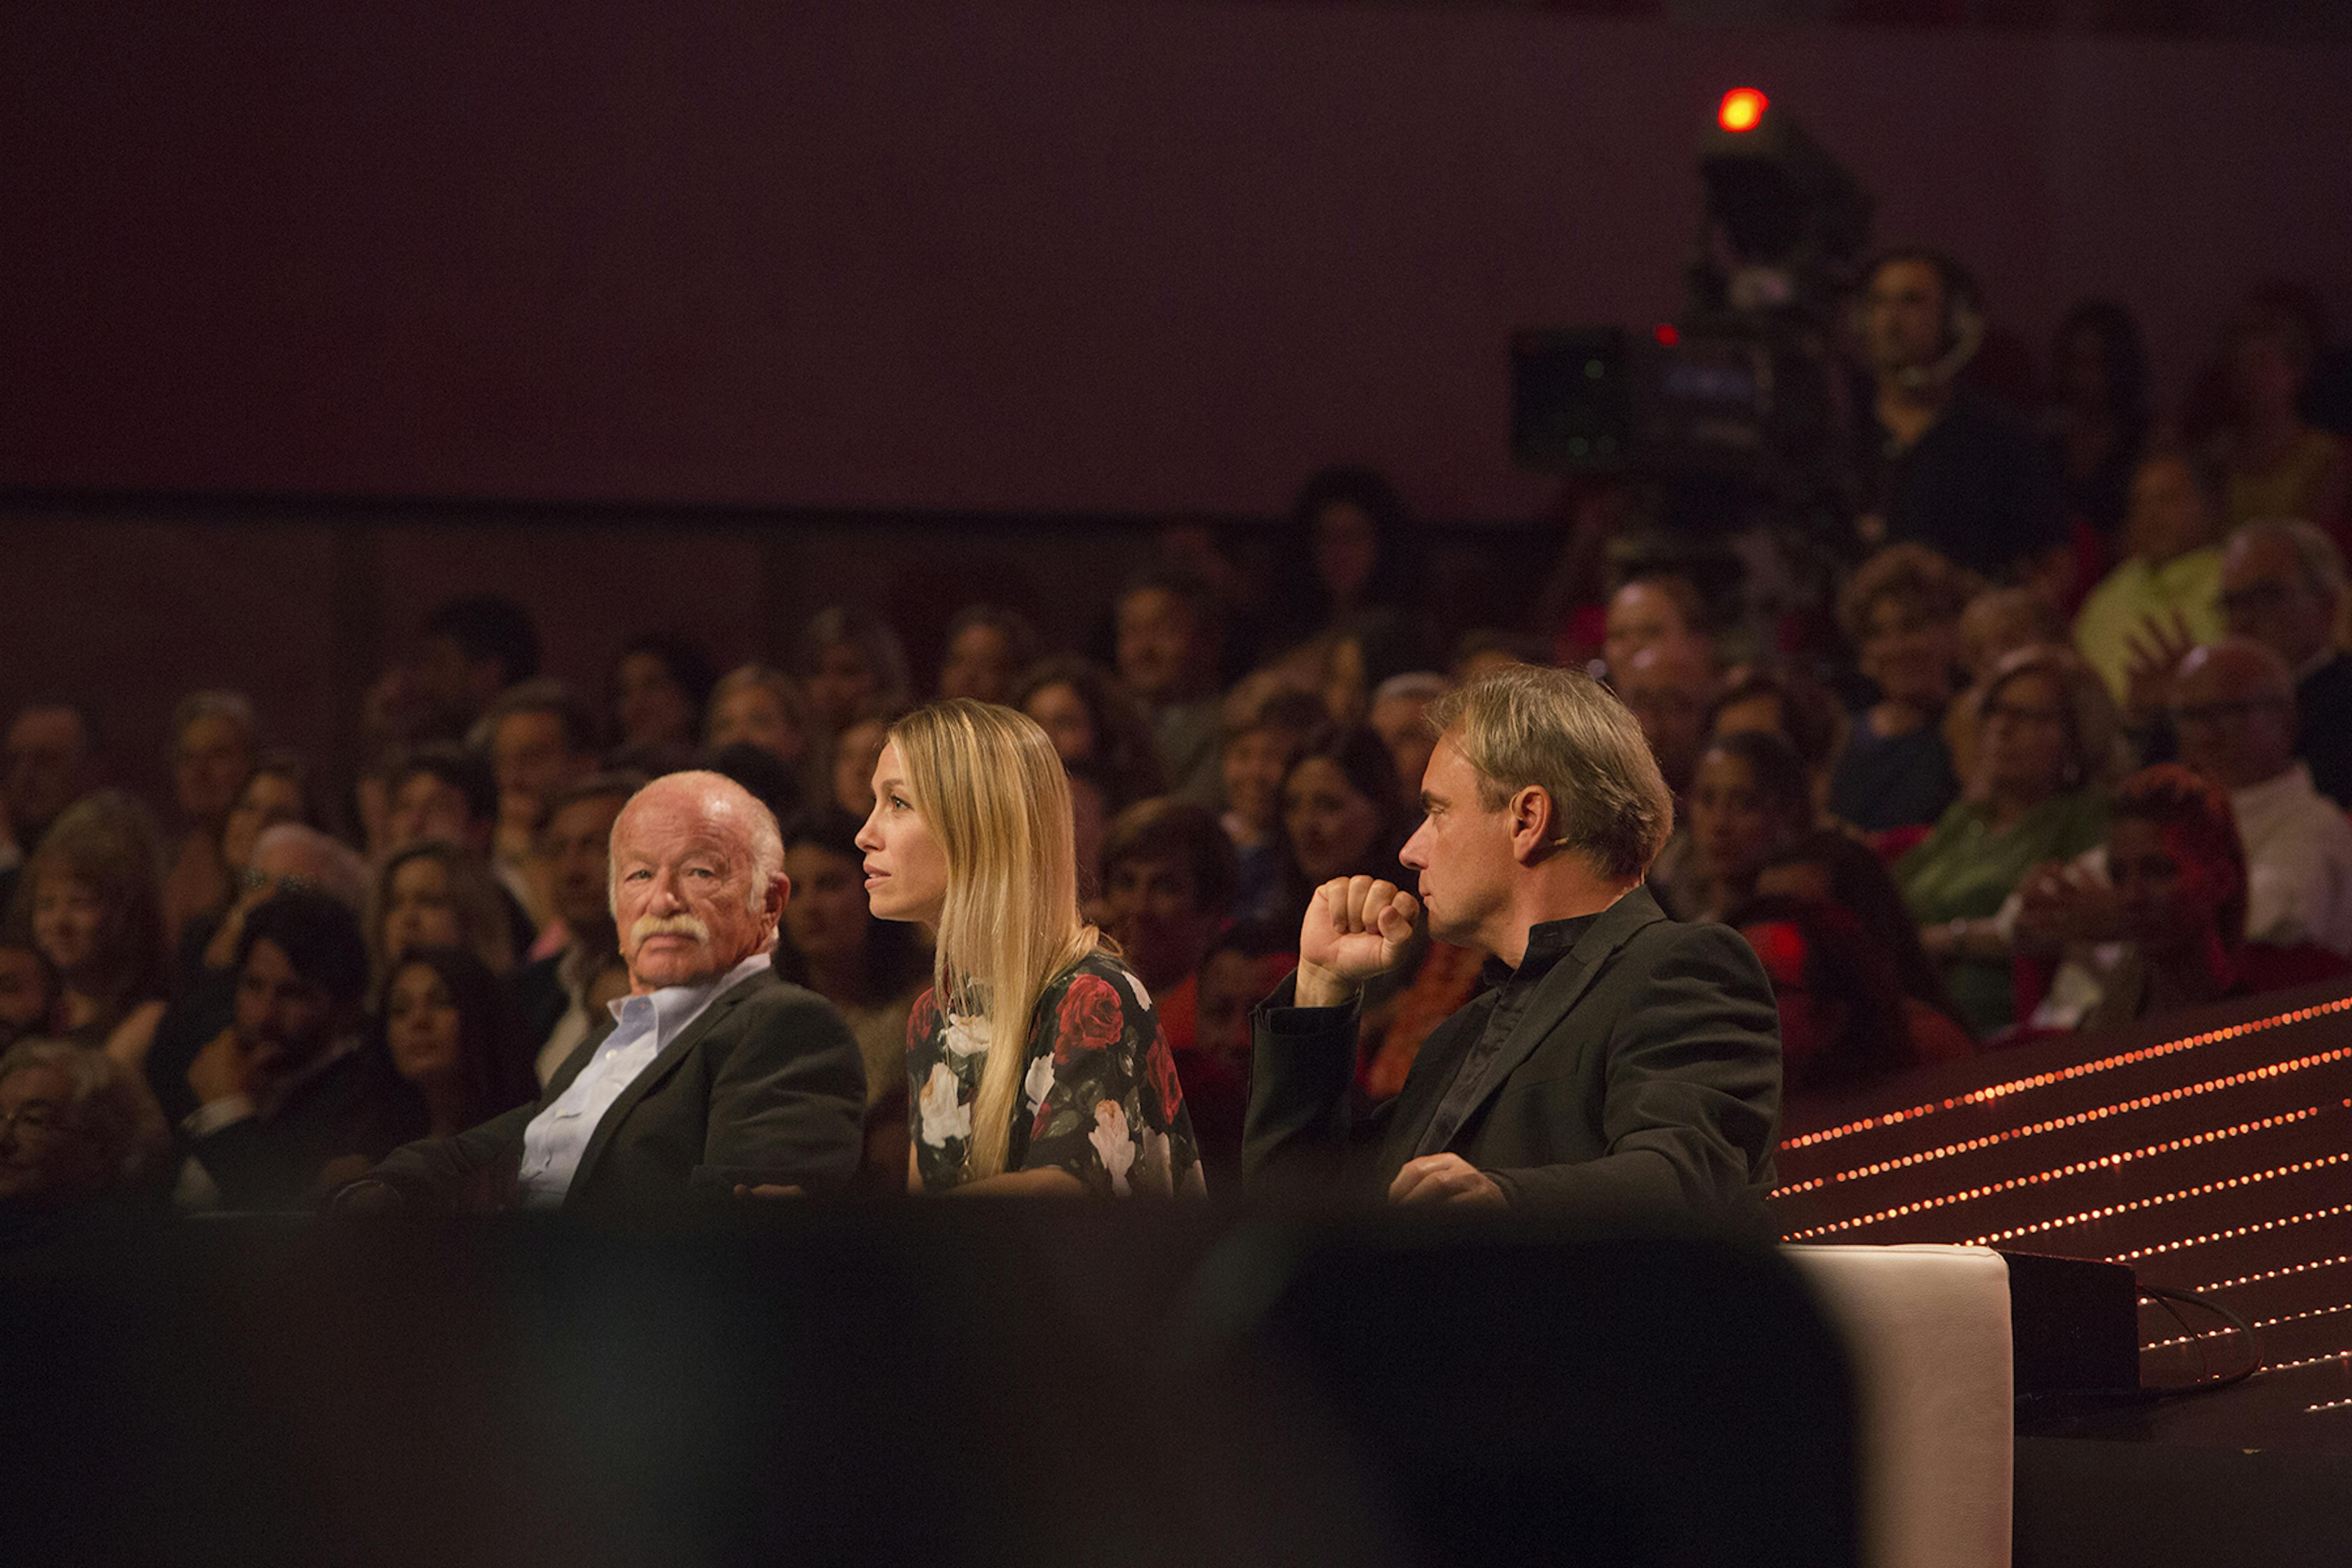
[856, 700, 1203, 1197]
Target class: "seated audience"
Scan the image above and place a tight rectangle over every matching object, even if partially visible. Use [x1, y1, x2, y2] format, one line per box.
[2218, 519, 2352, 806]
[182, 890, 410, 1211]
[1273, 466, 1424, 640]
[1114, 574, 1228, 808]
[2210, 306, 2348, 547]
[0, 938, 59, 1052]
[380, 946, 537, 1140]
[0, 1038, 168, 1233]
[1619, 635, 1720, 914]
[213, 753, 327, 902]
[828, 707, 902, 818]
[159, 690, 258, 950]
[1014, 656, 1166, 812]
[1899, 644, 2118, 1038]
[794, 605, 912, 742]
[608, 632, 716, 761]
[409, 594, 541, 743]
[2044, 298, 2153, 552]
[368, 840, 518, 993]
[1673, 730, 1814, 924]
[1602, 573, 1711, 679]
[1368, 672, 1453, 798]
[935, 603, 1041, 704]
[1755, 829, 1963, 1030]
[772, 807, 925, 1184]
[508, 774, 638, 1086]
[479, 679, 600, 926]
[1947, 585, 2071, 787]
[2073, 449, 2228, 705]
[1730, 895, 1923, 1097]
[7, 793, 169, 1059]
[1272, 726, 1413, 933]
[706, 664, 816, 781]
[1216, 686, 1325, 924]
[349, 771, 865, 1213]
[1449, 628, 1547, 687]
[3, 700, 96, 876]
[2077, 767, 2271, 1030]
[385, 743, 535, 947]
[1707, 666, 1844, 812]
[1827, 544, 1977, 833]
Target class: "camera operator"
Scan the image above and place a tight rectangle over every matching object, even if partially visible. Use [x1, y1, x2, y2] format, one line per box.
[1856, 250, 2067, 587]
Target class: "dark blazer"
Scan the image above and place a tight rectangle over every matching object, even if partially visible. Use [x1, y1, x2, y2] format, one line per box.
[190, 1047, 419, 1212]
[1244, 885, 1781, 1219]
[368, 967, 865, 1215]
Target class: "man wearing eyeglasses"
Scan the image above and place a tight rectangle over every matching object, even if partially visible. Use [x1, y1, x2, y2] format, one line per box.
[2218, 519, 2352, 808]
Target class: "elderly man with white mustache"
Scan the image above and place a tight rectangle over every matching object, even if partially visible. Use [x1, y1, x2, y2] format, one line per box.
[344, 772, 864, 1214]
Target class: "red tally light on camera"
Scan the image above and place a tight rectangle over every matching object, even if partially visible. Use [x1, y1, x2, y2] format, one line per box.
[1718, 88, 1768, 133]
[1654, 323, 1680, 346]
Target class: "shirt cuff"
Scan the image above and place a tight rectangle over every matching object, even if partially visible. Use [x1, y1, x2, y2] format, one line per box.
[183, 1095, 256, 1139]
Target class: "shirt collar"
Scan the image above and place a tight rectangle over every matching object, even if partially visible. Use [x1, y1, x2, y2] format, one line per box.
[606, 949, 771, 1030]
[2230, 760, 2314, 812]
[1478, 912, 1602, 992]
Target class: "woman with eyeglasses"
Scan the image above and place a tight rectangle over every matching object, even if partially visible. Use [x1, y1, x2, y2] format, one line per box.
[857, 700, 1203, 1197]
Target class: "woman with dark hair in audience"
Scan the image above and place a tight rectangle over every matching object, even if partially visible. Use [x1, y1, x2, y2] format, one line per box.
[706, 664, 817, 779]
[366, 840, 517, 997]
[858, 700, 1203, 1196]
[794, 605, 914, 742]
[380, 946, 537, 1139]
[1675, 730, 1815, 923]
[1729, 895, 1922, 1098]
[1898, 644, 2119, 1039]
[1755, 828, 1961, 1030]
[1217, 685, 1330, 923]
[1826, 545, 1980, 834]
[2044, 299, 2152, 553]
[1014, 656, 1167, 813]
[936, 603, 1042, 705]
[159, 689, 259, 951]
[1271, 466, 1426, 636]
[772, 807, 926, 1184]
[7, 793, 169, 1061]
[609, 632, 718, 758]
[1270, 725, 1412, 932]
[1707, 666, 1845, 812]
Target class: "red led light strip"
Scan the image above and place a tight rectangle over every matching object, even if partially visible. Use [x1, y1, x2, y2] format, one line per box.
[2269, 1348, 2352, 1373]
[2196, 1254, 2352, 1294]
[1780, 996, 2352, 1152]
[2109, 1199, 2352, 1262]
[2307, 1395, 2352, 1414]
[2146, 1301, 2352, 1352]
[1785, 1109, 2324, 1240]
[1958, 1152, 2351, 1248]
[1801, 1055, 2352, 1187]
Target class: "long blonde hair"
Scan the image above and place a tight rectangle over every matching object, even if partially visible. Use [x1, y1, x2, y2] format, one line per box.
[889, 700, 1099, 1179]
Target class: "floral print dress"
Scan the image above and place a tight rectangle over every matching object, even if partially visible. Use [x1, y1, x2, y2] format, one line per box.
[907, 949, 1206, 1197]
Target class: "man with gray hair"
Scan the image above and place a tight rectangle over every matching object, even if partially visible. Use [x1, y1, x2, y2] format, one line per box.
[1246, 666, 1780, 1218]
[347, 771, 864, 1214]
[2219, 517, 2352, 806]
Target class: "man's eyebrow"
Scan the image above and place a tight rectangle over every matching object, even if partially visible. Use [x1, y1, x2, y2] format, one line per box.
[1419, 790, 1443, 811]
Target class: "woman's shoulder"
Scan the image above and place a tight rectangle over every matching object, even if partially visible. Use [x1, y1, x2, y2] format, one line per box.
[1048, 947, 1155, 1014]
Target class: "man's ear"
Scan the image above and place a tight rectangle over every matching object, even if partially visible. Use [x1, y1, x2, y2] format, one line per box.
[1507, 786, 1557, 865]
[767, 872, 792, 920]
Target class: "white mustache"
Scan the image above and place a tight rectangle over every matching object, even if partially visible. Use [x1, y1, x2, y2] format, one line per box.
[631, 914, 711, 946]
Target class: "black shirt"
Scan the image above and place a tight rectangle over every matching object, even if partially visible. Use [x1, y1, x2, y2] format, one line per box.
[2298, 652, 2352, 808]
[1411, 913, 1602, 1158]
[1870, 387, 2065, 580]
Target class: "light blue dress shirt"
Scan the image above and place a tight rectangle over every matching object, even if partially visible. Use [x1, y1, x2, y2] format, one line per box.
[516, 950, 771, 1209]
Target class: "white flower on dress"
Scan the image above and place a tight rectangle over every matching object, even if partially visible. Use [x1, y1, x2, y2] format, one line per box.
[1024, 1052, 1056, 1115]
[943, 1013, 992, 1057]
[917, 1062, 971, 1148]
[1088, 1099, 1135, 1196]
[1121, 970, 1153, 1012]
[1136, 1127, 1173, 1197]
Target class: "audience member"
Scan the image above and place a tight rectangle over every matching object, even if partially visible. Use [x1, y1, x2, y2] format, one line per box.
[1899, 645, 2118, 1037]
[182, 890, 408, 1210]
[216, 752, 326, 885]
[706, 664, 816, 779]
[479, 679, 600, 918]
[794, 605, 913, 741]
[384, 743, 536, 946]
[1113, 574, 1227, 808]
[0, 939, 59, 1052]
[2078, 767, 2257, 1029]
[1616, 636, 1719, 801]
[2210, 307, 2349, 546]
[2217, 519, 2352, 806]
[3, 701, 96, 870]
[412, 595, 541, 742]
[1272, 726, 1413, 933]
[507, 774, 638, 1086]
[1014, 656, 1167, 812]
[706, 741, 804, 833]
[1707, 666, 1845, 810]
[380, 946, 537, 1141]
[1274, 466, 1424, 636]
[1602, 574, 1710, 679]
[367, 841, 519, 994]
[1730, 895, 1921, 1096]
[1368, 672, 1453, 798]
[1947, 586, 2070, 787]
[1827, 544, 1976, 833]
[1674, 730, 1814, 924]
[771, 806, 925, 1184]
[2075, 449, 2227, 706]
[1217, 686, 1327, 924]
[2044, 299, 2153, 549]
[7, 793, 169, 1058]
[828, 708, 899, 818]
[936, 603, 1042, 705]
[609, 632, 717, 759]
[0, 1039, 167, 1231]
[861, 702, 1204, 1197]
[1855, 249, 2067, 582]
[1755, 829, 1962, 1028]
[159, 690, 258, 950]
[1450, 628, 1549, 686]
[350, 771, 866, 1213]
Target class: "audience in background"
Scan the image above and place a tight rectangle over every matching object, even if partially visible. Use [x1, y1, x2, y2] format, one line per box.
[2044, 298, 2153, 551]
[706, 664, 816, 779]
[480, 680, 600, 915]
[1113, 574, 1227, 808]
[1217, 686, 1327, 924]
[8, 793, 169, 1059]
[410, 595, 540, 744]
[1755, 830, 1963, 1031]
[3, 701, 96, 877]
[379, 946, 536, 1142]
[935, 603, 1041, 705]
[1947, 585, 2071, 787]
[1602, 574, 1711, 679]
[507, 774, 637, 1086]
[1731, 895, 1921, 1097]
[159, 690, 258, 950]
[2211, 307, 2348, 547]
[1271, 726, 1412, 933]
[1274, 466, 1424, 639]
[2073, 450, 2228, 705]
[367, 841, 518, 994]
[794, 605, 912, 742]
[1707, 667, 1844, 811]
[1367, 672, 1453, 798]
[1827, 544, 1977, 834]
[0, 1038, 167, 1230]
[608, 632, 716, 764]
[2077, 767, 2255, 1029]
[2217, 519, 2352, 806]
[1672, 730, 1815, 924]
[828, 709, 899, 818]
[0, 939, 59, 1052]
[1015, 656, 1167, 813]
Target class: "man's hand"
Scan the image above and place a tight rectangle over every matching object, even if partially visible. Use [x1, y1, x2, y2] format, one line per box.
[733, 1183, 804, 1200]
[2122, 610, 2197, 729]
[333, 1178, 406, 1215]
[1295, 876, 1420, 1008]
[2014, 859, 2119, 952]
[186, 1027, 260, 1107]
[1389, 1154, 1505, 1208]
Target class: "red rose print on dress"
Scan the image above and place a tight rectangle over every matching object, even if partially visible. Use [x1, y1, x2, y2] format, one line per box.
[1054, 974, 1124, 1065]
[1146, 1039, 1183, 1120]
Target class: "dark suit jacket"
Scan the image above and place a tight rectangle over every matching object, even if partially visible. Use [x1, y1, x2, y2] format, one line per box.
[190, 1046, 419, 1212]
[368, 967, 865, 1216]
[1244, 885, 1781, 1220]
